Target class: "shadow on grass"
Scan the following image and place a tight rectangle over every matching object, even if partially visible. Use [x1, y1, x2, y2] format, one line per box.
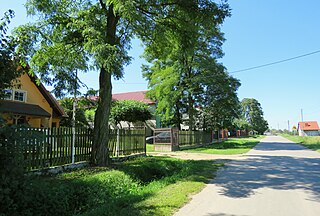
[3, 157, 222, 216]
[114, 156, 220, 184]
[181, 140, 259, 152]
[303, 143, 320, 151]
[282, 135, 320, 152]
[211, 141, 258, 150]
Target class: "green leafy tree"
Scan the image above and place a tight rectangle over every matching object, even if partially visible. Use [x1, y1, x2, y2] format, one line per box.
[110, 100, 152, 127]
[14, 0, 227, 165]
[59, 98, 90, 127]
[240, 98, 269, 134]
[0, 10, 22, 98]
[201, 66, 241, 131]
[143, 1, 231, 130]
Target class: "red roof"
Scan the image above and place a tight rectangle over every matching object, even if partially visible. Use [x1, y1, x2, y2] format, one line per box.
[112, 91, 155, 105]
[298, 121, 319, 131]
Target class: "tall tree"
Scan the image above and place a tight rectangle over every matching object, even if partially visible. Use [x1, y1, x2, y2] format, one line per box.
[143, 0, 231, 130]
[240, 98, 269, 134]
[15, 0, 224, 165]
[201, 64, 241, 131]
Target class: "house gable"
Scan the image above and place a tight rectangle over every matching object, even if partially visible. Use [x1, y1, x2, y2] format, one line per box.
[0, 73, 66, 127]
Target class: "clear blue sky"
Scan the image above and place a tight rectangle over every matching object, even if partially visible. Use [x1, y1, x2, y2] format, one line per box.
[2, 0, 320, 130]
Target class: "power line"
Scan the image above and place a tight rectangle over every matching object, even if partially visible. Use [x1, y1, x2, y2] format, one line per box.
[112, 49, 320, 85]
[113, 82, 147, 85]
[229, 49, 320, 74]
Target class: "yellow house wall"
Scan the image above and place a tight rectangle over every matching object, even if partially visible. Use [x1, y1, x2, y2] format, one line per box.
[28, 117, 41, 128]
[52, 118, 60, 127]
[11, 74, 57, 128]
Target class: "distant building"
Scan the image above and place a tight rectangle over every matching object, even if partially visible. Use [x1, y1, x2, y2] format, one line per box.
[298, 121, 320, 136]
[112, 91, 156, 106]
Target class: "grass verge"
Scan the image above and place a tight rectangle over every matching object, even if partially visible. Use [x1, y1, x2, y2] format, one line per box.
[282, 134, 320, 152]
[2, 157, 222, 216]
[146, 144, 155, 152]
[181, 136, 263, 155]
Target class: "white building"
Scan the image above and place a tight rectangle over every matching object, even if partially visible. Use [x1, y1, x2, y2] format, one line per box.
[298, 121, 320, 136]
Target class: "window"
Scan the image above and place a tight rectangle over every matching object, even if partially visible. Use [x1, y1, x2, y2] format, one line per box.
[2, 89, 27, 102]
[14, 90, 26, 102]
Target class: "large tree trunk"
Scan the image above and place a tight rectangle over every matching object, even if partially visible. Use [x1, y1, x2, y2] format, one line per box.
[91, 3, 118, 166]
[92, 68, 112, 166]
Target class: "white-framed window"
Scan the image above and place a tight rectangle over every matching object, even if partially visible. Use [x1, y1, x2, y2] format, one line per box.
[2, 89, 27, 102]
[14, 90, 27, 102]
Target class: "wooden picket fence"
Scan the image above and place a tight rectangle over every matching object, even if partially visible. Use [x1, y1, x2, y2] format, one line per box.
[178, 130, 213, 147]
[108, 128, 146, 157]
[1, 127, 146, 171]
[6, 127, 92, 171]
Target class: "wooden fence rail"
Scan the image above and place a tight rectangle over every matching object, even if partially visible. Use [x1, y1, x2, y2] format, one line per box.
[178, 130, 212, 147]
[108, 128, 146, 157]
[1, 127, 146, 171]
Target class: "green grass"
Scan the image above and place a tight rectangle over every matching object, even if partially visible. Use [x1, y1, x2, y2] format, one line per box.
[146, 144, 155, 152]
[2, 157, 223, 216]
[181, 136, 263, 155]
[282, 134, 320, 152]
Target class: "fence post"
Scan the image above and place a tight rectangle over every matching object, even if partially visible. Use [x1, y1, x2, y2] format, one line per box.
[72, 127, 75, 164]
[144, 127, 147, 156]
[116, 128, 120, 158]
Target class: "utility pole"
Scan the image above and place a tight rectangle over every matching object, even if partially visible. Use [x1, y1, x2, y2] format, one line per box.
[288, 120, 290, 131]
[301, 109, 304, 122]
[72, 70, 78, 164]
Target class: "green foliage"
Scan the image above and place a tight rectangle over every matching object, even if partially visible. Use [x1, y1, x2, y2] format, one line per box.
[14, 0, 232, 165]
[282, 134, 320, 152]
[1, 157, 222, 216]
[238, 98, 269, 134]
[0, 125, 25, 214]
[0, 124, 44, 215]
[202, 68, 241, 130]
[142, 1, 235, 130]
[183, 137, 262, 155]
[110, 100, 152, 126]
[116, 157, 185, 184]
[59, 97, 90, 127]
[0, 10, 22, 97]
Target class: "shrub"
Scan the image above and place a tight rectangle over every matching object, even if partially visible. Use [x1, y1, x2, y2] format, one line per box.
[0, 125, 27, 215]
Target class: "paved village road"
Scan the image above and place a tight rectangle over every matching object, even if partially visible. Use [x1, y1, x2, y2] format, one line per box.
[174, 136, 320, 216]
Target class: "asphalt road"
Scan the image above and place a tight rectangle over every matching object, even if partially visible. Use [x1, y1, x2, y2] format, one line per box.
[174, 136, 320, 216]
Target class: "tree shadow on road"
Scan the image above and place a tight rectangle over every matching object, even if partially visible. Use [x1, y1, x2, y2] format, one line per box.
[253, 141, 309, 151]
[211, 153, 320, 201]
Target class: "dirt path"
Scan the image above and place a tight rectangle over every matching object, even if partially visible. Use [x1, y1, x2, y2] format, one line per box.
[149, 151, 247, 161]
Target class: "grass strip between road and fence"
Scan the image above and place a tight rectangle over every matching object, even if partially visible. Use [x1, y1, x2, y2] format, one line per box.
[180, 136, 264, 155]
[282, 134, 320, 152]
[3, 156, 223, 216]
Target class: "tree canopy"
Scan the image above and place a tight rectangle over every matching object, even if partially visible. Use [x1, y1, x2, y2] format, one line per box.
[110, 100, 152, 127]
[14, 0, 232, 165]
[237, 98, 269, 134]
[0, 10, 22, 98]
[142, 1, 236, 131]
